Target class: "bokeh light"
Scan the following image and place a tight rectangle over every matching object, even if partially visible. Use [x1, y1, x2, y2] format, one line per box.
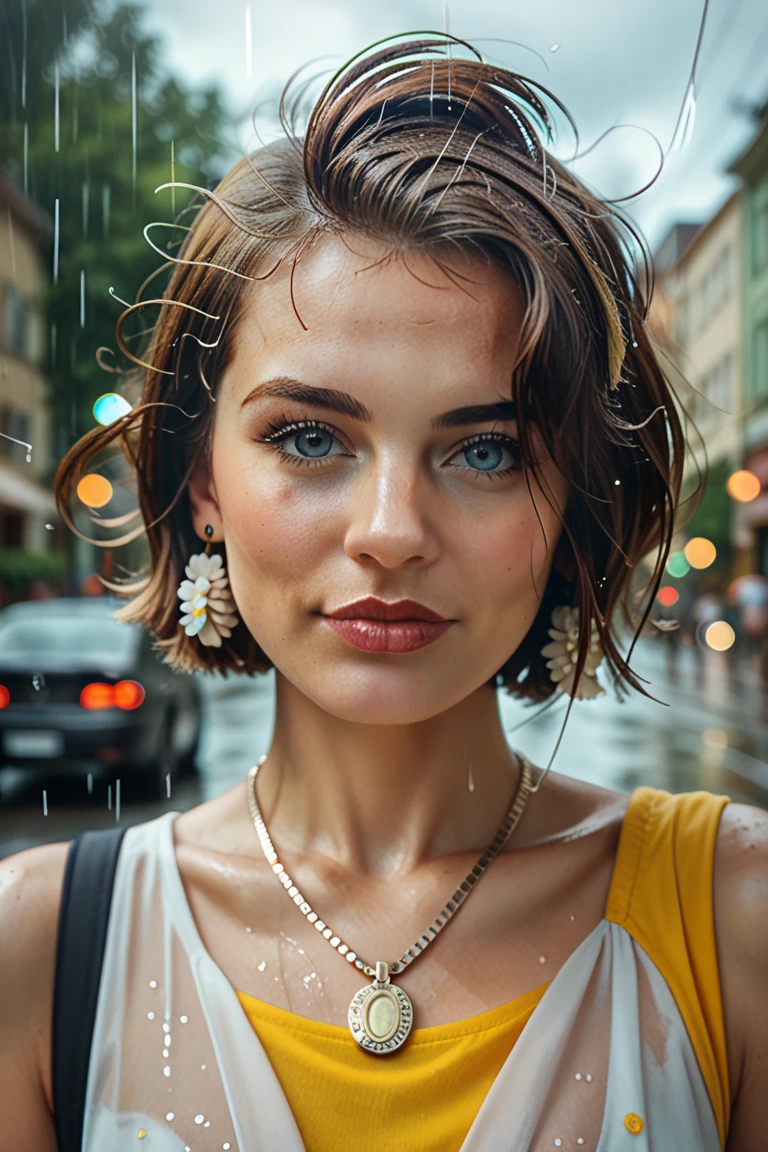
[93, 392, 132, 425]
[704, 621, 735, 651]
[666, 552, 690, 578]
[684, 537, 716, 570]
[657, 586, 680, 607]
[726, 469, 761, 503]
[76, 473, 114, 508]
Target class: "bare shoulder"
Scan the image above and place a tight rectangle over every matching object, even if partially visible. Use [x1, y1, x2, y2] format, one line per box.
[0, 840, 70, 1147]
[712, 801, 768, 1152]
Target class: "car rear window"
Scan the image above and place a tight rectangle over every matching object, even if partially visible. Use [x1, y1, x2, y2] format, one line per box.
[0, 610, 140, 662]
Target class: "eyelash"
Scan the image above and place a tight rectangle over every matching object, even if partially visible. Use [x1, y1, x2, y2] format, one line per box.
[255, 414, 522, 479]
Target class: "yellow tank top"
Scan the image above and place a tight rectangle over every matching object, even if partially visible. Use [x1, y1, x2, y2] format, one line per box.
[236, 786, 731, 1152]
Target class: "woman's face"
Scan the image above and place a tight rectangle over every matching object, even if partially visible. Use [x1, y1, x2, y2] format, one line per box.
[193, 236, 569, 723]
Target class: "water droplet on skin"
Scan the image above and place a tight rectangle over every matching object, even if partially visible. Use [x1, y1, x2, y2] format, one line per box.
[575, 1073, 582, 1080]
[163, 1066, 171, 1077]
[194, 1115, 204, 1125]
[223, 1144, 231, 1150]
[570, 914, 575, 921]
[163, 1048, 169, 1057]
[162, 1022, 170, 1033]
[257, 961, 266, 972]
[147, 1011, 155, 1020]
[149, 980, 157, 989]
[179, 1015, 189, 1024]
[554, 1141, 563, 1148]
[204, 1121, 210, 1128]
[245, 926, 252, 933]
[578, 1141, 585, 1146]
[201, 1064, 207, 1071]
[586, 1073, 593, 1082]
[539, 955, 546, 963]
[166, 1112, 174, 1121]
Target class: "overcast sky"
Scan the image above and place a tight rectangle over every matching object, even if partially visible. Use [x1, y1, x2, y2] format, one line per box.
[139, 0, 768, 250]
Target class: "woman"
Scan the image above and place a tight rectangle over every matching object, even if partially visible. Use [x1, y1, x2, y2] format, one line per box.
[2, 36, 766, 1152]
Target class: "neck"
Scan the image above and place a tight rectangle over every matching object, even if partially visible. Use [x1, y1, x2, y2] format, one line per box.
[255, 673, 522, 878]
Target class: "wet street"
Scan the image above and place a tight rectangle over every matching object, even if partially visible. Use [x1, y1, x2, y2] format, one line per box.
[1, 636, 767, 860]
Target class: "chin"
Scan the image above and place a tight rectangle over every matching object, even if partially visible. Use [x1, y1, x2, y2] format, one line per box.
[288, 662, 488, 725]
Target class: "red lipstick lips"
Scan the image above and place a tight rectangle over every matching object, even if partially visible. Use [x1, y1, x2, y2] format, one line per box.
[323, 597, 453, 653]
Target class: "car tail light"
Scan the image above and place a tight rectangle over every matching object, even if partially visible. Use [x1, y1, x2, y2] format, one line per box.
[80, 682, 114, 710]
[80, 680, 145, 710]
[113, 680, 145, 710]
[0, 685, 9, 709]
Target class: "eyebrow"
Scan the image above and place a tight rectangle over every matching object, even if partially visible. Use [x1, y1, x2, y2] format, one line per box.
[240, 377, 518, 430]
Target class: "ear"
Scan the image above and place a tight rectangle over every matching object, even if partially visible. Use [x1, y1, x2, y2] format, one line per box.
[188, 458, 224, 543]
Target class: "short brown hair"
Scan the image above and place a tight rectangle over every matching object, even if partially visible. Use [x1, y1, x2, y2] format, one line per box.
[55, 35, 684, 699]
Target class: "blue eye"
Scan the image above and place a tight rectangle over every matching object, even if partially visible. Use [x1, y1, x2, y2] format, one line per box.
[258, 418, 349, 466]
[450, 433, 521, 478]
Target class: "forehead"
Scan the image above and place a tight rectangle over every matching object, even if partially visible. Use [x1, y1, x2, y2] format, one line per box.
[223, 235, 524, 399]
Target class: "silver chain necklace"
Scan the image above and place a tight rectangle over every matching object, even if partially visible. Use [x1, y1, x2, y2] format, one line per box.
[246, 752, 534, 1055]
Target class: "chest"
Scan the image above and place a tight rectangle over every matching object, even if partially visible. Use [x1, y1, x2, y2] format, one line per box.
[176, 820, 621, 1028]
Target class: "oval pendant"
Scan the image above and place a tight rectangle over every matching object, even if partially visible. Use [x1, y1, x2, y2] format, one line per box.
[348, 979, 413, 1054]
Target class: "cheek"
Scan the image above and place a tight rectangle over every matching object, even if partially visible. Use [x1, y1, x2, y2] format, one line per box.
[466, 495, 561, 617]
[212, 450, 336, 602]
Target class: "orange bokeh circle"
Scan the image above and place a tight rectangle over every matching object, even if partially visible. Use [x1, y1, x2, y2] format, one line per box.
[76, 473, 114, 508]
[704, 621, 735, 652]
[683, 537, 716, 570]
[726, 470, 761, 503]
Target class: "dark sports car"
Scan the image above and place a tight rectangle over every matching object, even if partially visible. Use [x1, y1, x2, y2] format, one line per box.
[0, 598, 200, 796]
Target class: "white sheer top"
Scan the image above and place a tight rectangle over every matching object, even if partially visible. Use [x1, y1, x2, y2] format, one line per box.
[80, 786, 731, 1151]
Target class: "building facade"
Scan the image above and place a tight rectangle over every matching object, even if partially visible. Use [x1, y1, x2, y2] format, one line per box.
[0, 172, 54, 558]
[730, 109, 768, 578]
[650, 194, 744, 573]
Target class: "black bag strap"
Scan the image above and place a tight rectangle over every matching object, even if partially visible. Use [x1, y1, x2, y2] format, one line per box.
[52, 825, 128, 1152]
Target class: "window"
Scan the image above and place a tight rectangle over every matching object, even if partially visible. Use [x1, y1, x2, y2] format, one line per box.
[753, 182, 768, 275]
[2, 283, 30, 359]
[0, 405, 31, 463]
[754, 319, 768, 401]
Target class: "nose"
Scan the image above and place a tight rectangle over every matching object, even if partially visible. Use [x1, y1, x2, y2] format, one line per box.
[343, 462, 440, 571]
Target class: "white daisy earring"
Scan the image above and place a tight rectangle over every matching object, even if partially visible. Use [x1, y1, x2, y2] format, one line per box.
[540, 604, 605, 700]
[177, 524, 239, 648]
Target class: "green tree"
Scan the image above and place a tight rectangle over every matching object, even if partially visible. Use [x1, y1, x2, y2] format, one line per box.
[1, 1, 231, 456]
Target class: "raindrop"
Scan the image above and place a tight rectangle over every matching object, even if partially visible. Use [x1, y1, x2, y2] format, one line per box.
[80, 270, 86, 329]
[42, 789, 48, 816]
[131, 52, 137, 193]
[166, 772, 171, 799]
[54, 57, 60, 153]
[614, 479, 621, 486]
[163, 1066, 171, 1078]
[194, 1115, 204, 1125]
[45, 523, 54, 530]
[575, 1072, 582, 1080]
[23, 122, 29, 192]
[631, 340, 638, 348]
[539, 955, 546, 963]
[115, 778, 121, 822]
[87, 771, 93, 794]
[179, 1015, 189, 1023]
[163, 1048, 169, 1058]
[585, 1073, 593, 1082]
[204, 1122, 210, 1128]
[32, 673, 45, 691]
[25, 451, 31, 463]
[102, 184, 111, 235]
[147, 1011, 155, 1020]
[107, 784, 112, 811]
[166, 1112, 174, 1122]
[53, 198, 60, 284]
[245, 5, 252, 79]
[149, 980, 158, 989]
[549, 43, 560, 53]
[82, 181, 89, 236]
